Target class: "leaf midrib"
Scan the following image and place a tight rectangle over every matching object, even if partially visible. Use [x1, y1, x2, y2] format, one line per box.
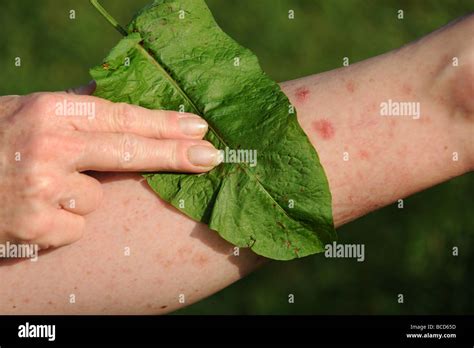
[135, 43, 307, 242]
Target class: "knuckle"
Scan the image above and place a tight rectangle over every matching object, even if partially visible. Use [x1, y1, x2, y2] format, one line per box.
[117, 134, 140, 169]
[22, 173, 58, 201]
[161, 141, 180, 170]
[28, 93, 62, 115]
[154, 111, 174, 137]
[23, 132, 58, 160]
[112, 102, 137, 131]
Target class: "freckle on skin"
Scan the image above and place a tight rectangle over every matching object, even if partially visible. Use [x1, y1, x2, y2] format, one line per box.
[295, 86, 310, 103]
[312, 119, 335, 140]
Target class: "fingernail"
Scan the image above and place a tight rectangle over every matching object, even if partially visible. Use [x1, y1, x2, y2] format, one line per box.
[187, 145, 222, 167]
[179, 116, 208, 136]
[73, 80, 96, 95]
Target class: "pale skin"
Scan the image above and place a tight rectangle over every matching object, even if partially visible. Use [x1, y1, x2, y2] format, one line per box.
[0, 15, 472, 314]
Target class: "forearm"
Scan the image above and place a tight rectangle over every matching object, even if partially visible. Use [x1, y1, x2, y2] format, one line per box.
[0, 16, 472, 314]
[285, 14, 473, 225]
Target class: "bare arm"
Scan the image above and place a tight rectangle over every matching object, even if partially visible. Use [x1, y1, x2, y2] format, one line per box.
[0, 15, 472, 314]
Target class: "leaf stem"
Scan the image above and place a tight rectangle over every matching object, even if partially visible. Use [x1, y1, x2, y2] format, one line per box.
[90, 0, 128, 37]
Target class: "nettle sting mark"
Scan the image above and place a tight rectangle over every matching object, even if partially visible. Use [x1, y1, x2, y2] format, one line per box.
[357, 149, 369, 160]
[346, 80, 355, 93]
[295, 87, 310, 103]
[312, 119, 335, 140]
[401, 83, 412, 96]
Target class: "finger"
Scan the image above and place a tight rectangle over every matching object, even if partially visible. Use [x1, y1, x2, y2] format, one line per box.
[34, 209, 85, 249]
[65, 80, 97, 95]
[55, 93, 208, 139]
[75, 133, 222, 173]
[58, 173, 103, 216]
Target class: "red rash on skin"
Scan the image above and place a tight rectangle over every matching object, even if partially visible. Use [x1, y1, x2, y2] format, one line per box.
[295, 87, 310, 102]
[346, 80, 356, 93]
[312, 119, 335, 140]
[402, 83, 412, 96]
[358, 149, 370, 160]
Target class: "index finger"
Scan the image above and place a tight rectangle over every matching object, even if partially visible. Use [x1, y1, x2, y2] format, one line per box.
[54, 92, 208, 140]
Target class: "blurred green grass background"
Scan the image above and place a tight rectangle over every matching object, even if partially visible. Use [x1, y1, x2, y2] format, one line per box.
[1, 0, 472, 314]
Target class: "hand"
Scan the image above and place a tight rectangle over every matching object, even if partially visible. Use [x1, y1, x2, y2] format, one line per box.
[0, 88, 221, 249]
